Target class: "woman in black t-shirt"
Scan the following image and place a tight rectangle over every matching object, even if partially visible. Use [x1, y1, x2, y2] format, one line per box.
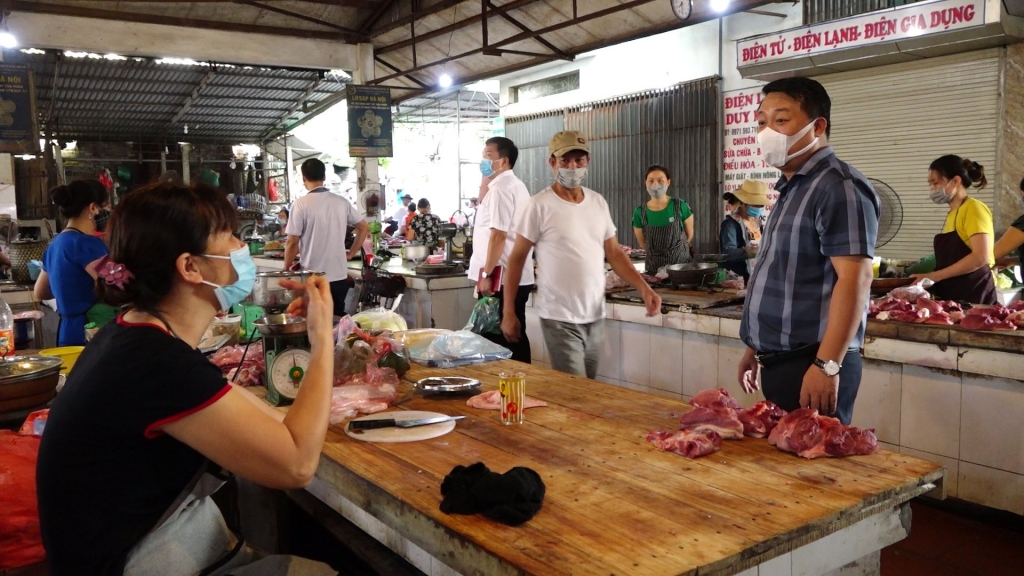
[36, 182, 337, 575]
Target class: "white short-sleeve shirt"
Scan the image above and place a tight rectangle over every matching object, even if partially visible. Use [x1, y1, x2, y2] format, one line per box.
[286, 187, 363, 282]
[467, 170, 535, 287]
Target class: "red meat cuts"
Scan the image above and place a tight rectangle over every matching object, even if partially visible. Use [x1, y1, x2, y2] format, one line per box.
[941, 300, 964, 313]
[916, 296, 943, 314]
[960, 313, 1017, 331]
[868, 301, 881, 318]
[1008, 310, 1024, 328]
[690, 388, 742, 410]
[646, 429, 722, 458]
[768, 408, 879, 459]
[875, 309, 926, 323]
[876, 296, 914, 312]
[923, 311, 954, 326]
[737, 401, 787, 438]
[965, 305, 1011, 321]
[1009, 301, 1024, 312]
[466, 390, 548, 410]
[678, 406, 744, 440]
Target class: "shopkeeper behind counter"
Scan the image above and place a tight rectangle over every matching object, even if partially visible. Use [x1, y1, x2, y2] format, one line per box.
[720, 179, 769, 283]
[34, 180, 119, 346]
[632, 164, 694, 273]
[910, 155, 997, 304]
[993, 176, 1024, 268]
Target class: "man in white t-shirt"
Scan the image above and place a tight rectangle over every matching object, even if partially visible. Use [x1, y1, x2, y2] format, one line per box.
[284, 158, 369, 316]
[468, 136, 536, 362]
[385, 192, 412, 235]
[501, 131, 661, 378]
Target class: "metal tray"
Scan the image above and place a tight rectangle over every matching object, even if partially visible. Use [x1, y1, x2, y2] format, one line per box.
[415, 376, 481, 394]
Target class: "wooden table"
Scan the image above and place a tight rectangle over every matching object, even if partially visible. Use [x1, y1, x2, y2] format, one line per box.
[308, 361, 944, 576]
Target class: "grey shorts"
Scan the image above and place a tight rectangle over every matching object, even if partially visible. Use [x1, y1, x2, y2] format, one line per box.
[540, 318, 605, 380]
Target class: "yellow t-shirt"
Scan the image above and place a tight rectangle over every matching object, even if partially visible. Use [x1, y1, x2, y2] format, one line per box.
[942, 197, 995, 267]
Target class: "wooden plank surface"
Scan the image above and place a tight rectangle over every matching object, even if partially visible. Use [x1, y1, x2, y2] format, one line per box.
[314, 361, 944, 576]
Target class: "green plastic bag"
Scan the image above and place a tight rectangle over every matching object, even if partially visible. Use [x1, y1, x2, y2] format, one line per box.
[464, 296, 501, 335]
[905, 254, 936, 274]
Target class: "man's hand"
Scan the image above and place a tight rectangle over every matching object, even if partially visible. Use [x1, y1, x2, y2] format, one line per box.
[738, 347, 760, 393]
[641, 288, 662, 317]
[800, 366, 839, 415]
[477, 276, 494, 296]
[501, 311, 521, 343]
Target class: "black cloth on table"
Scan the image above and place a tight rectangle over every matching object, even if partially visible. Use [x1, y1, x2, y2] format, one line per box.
[439, 462, 545, 526]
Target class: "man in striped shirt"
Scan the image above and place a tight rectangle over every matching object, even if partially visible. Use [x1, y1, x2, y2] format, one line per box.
[737, 78, 879, 426]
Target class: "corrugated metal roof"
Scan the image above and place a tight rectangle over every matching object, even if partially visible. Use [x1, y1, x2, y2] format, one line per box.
[18, 50, 349, 144]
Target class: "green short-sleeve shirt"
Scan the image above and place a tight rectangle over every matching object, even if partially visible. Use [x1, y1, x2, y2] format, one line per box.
[632, 198, 693, 229]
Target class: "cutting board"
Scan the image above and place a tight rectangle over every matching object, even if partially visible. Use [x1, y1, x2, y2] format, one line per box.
[608, 288, 744, 310]
[344, 410, 457, 443]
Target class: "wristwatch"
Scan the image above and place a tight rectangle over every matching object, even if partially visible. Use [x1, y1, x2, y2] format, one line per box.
[814, 358, 841, 377]
[481, 269, 494, 279]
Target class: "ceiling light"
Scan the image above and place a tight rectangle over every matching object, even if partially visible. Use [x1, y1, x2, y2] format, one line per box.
[439, 73, 453, 89]
[710, 0, 730, 13]
[0, 13, 15, 49]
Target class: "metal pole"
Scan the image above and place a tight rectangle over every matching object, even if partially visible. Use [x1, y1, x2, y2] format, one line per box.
[160, 150, 167, 174]
[456, 89, 462, 206]
[180, 143, 191, 184]
[284, 136, 293, 204]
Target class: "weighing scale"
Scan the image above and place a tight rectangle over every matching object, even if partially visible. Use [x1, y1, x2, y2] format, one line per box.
[253, 270, 321, 406]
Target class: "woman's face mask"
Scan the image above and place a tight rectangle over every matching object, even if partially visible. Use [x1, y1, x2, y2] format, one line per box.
[929, 180, 955, 204]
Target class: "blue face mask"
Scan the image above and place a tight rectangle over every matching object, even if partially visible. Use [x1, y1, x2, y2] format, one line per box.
[479, 158, 496, 177]
[746, 206, 765, 218]
[202, 246, 257, 312]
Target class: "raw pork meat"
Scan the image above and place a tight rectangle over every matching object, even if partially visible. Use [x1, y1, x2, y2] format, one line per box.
[965, 305, 1011, 321]
[678, 406, 744, 440]
[737, 401, 787, 438]
[867, 301, 881, 318]
[329, 382, 398, 425]
[466, 390, 548, 410]
[875, 309, 927, 323]
[209, 341, 265, 387]
[876, 296, 914, 312]
[690, 388, 742, 410]
[915, 297, 943, 314]
[1007, 310, 1024, 328]
[768, 408, 878, 459]
[646, 429, 722, 458]
[1009, 301, 1024, 312]
[923, 311, 954, 326]
[960, 314, 1017, 331]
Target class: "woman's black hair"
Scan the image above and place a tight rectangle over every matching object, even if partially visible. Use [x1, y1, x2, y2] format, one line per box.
[51, 179, 109, 219]
[408, 204, 416, 213]
[645, 164, 672, 180]
[723, 192, 739, 205]
[417, 198, 430, 209]
[1018, 176, 1024, 192]
[929, 155, 987, 189]
[98, 181, 237, 313]
[279, 208, 289, 217]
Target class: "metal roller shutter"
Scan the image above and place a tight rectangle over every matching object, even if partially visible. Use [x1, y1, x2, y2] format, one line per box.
[814, 48, 1001, 259]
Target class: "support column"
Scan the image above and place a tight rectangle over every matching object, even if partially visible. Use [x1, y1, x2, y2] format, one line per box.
[997, 44, 1024, 232]
[180, 143, 191, 184]
[160, 150, 167, 175]
[353, 42, 380, 221]
[285, 136, 293, 204]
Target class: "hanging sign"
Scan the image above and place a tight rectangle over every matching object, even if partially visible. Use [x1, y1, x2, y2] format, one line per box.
[737, 0, 984, 66]
[347, 85, 393, 158]
[0, 64, 36, 153]
[723, 87, 781, 213]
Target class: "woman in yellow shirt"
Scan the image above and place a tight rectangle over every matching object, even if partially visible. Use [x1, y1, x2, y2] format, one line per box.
[910, 155, 997, 304]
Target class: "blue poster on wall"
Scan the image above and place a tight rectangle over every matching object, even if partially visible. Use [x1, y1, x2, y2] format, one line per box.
[347, 85, 393, 158]
[0, 64, 34, 153]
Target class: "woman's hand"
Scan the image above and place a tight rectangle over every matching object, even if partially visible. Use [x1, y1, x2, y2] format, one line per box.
[281, 276, 334, 344]
[909, 273, 939, 286]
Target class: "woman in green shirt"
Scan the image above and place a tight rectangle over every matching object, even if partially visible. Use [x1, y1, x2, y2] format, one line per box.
[632, 165, 694, 274]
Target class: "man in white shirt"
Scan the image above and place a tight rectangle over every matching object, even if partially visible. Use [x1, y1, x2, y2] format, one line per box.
[385, 192, 413, 235]
[468, 137, 536, 362]
[501, 131, 661, 378]
[284, 158, 369, 316]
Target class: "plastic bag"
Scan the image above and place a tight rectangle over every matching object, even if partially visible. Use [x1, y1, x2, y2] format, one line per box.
[404, 329, 512, 368]
[351, 307, 408, 332]
[464, 296, 501, 335]
[0, 431, 45, 569]
[606, 271, 628, 290]
[329, 380, 398, 425]
[890, 283, 932, 301]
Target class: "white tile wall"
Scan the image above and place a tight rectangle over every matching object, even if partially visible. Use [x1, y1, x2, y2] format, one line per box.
[790, 509, 905, 576]
[719, 317, 742, 340]
[863, 338, 957, 370]
[524, 308, 548, 364]
[597, 320, 622, 381]
[957, 348, 1024, 384]
[665, 312, 721, 335]
[647, 387, 682, 400]
[620, 322, 651, 386]
[960, 374, 1024, 475]
[611, 303, 665, 326]
[681, 331, 719, 398]
[757, 553, 792, 576]
[900, 447, 959, 498]
[958, 461, 1024, 515]
[648, 326, 684, 394]
[851, 360, 902, 446]
[899, 365, 962, 459]
[718, 336, 761, 409]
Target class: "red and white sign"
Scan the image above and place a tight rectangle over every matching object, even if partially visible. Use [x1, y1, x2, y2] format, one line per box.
[737, 0, 984, 66]
[723, 87, 781, 213]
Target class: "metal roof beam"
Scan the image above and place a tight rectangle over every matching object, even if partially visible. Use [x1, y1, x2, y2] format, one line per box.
[374, 55, 428, 89]
[261, 77, 326, 140]
[371, 0, 658, 84]
[169, 69, 216, 127]
[485, 0, 568, 59]
[376, 0, 541, 56]
[370, 0, 466, 35]
[358, 0, 402, 34]
[233, 1, 368, 38]
[50, 98, 292, 110]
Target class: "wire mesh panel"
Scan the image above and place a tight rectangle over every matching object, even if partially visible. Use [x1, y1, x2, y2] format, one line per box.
[504, 112, 565, 196]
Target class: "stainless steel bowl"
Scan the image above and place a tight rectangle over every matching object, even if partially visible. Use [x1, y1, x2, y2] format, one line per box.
[253, 270, 322, 309]
[254, 316, 308, 336]
[403, 243, 430, 263]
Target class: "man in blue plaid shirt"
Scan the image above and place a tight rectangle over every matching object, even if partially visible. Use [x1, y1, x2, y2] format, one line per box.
[737, 78, 879, 426]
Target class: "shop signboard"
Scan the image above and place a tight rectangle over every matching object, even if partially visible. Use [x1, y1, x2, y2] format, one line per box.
[0, 64, 36, 154]
[737, 0, 984, 66]
[723, 86, 781, 214]
[347, 85, 393, 157]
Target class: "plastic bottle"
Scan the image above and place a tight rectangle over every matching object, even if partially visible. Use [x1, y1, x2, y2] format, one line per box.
[0, 298, 13, 358]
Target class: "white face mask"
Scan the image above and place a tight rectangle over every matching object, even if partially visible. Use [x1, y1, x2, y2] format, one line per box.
[929, 181, 955, 204]
[757, 120, 819, 168]
[647, 184, 668, 198]
[556, 167, 587, 189]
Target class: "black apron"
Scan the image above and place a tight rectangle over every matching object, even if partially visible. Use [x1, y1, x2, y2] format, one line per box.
[641, 198, 691, 274]
[929, 201, 997, 305]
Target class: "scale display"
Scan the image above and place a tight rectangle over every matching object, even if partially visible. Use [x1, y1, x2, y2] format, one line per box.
[268, 348, 311, 401]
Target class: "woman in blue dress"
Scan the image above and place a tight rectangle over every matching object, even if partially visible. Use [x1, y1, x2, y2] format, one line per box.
[35, 180, 113, 346]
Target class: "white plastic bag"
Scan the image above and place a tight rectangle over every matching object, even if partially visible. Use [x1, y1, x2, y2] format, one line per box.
[403, 329, 512, 368]
[351, 307, 408, 332]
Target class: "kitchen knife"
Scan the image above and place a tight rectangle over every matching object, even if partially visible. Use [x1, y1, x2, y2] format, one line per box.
[349, 415, 465, 430]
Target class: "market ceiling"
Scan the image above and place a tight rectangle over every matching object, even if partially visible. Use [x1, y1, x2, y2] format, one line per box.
[7, 0, 780, 101]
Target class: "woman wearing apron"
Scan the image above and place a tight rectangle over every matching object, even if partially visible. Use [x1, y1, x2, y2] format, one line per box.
[909, 155, 997, 304]
[631, 165, 695, 274]
[994, 176, 1024, 270]
[719, 179, 770, 284]
[34, 180, 118, 346]
[36, 182, 336, 575]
